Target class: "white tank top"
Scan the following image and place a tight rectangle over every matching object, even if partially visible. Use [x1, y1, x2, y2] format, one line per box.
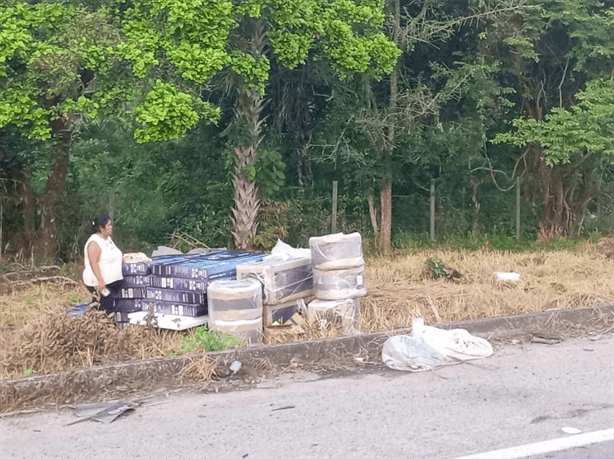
[83, 233, 123, 287]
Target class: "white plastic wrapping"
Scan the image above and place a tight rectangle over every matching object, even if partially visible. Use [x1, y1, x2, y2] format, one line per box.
[267, 239, 311, 261]
[207, 279, 263, 322]
[307, 298, 361, 332]
[313, 265, 367, 300]
[309, 232, 364, 271]
[236, 256, 313, 305]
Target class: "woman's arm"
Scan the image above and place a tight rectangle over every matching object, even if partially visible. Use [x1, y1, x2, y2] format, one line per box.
[87, 241, 106, 289]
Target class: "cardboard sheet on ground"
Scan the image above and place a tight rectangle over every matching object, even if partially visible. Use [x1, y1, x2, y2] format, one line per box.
[382, 317, 493, 372]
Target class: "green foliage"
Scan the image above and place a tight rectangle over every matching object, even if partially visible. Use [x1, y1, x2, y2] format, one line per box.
[230, 51, 271, 95]
[252, 200, 289, 251]
[181, 325, 244, 353]
[494, 79, 614, 164]
[134, 80, 216, 142]
[267, 0, 399, 78]
[425, 257, 447, 278]
[0, 1, 121, 139]
[254, 148, 285, 199]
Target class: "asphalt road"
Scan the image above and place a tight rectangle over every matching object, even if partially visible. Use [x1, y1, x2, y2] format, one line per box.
[1, 333, 613, 459]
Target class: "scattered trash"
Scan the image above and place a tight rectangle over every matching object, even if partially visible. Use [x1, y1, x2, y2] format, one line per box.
[382, 317, 493, 371]
[229, 360, 242, 375]
[494, 271, 521, 282]
[66, 400, 135, 426]
[382, 334, 450, 372]
[412, 317, 493, 360]
[271, 405, 295, 411]
[561, 427, 582, 434]
[65, 301, 93, 319]
[530, 332, 563, 345]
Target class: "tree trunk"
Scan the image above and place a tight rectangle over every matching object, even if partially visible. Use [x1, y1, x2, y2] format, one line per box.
[296, 142, 313, 187]
[231, 18, 266, 250]
[6, 117, 71, 260]
[470, 178, 481, 232]
[34, 116, 72, 258]
[378, 0, 400, 254]
[231, 150, 260, 250]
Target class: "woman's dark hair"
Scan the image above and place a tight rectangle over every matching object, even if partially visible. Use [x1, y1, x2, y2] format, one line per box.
[90, 215, 111, 234]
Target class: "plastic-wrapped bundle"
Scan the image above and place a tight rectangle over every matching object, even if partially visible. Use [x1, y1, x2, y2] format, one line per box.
[313, 265, 367, 300]
[145, 287, 205, 304]
[262, 297, 311, 326]
[309, 233, 364, 271]
[236, 256, 313, 305]
[142, 300, 207, 317]
[149, 276, 206, 292]
[122, 262, 152, 276]
[151, 251, 264, 279]
[110, 287, 147, 299]
[110, 298, 144, 313]
[307, 298, 361, 333]
[207, 279, 263, 322]
[123, 275, 151, 287]
[209, 318, 262, 345]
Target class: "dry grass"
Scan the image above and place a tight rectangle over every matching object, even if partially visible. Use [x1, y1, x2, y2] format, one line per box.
[0, 282, 186, 378]
[361, 241, 613, 331]
[1, 241, 612, 380]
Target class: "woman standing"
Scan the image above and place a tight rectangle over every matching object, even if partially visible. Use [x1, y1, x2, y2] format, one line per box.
[83, 215, 123, 311]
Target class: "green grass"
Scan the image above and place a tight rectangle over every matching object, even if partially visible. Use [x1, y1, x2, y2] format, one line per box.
[181, 326, 244, 353]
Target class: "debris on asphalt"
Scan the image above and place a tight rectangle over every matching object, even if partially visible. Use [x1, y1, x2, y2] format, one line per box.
[530, 331, 563, 344]
[561, 426, 582, 434]
[229, 361, 242, 375]
[66, 400, 135, 426]
[382, 317, 493, 371]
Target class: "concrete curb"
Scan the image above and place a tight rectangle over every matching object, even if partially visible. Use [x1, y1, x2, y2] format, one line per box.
[2, 303, 613, 398]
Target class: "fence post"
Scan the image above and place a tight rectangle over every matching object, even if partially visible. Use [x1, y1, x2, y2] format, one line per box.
[430, 178, 436, 242]
[332, 180, 338, 234]
[516, 176, 521, 240]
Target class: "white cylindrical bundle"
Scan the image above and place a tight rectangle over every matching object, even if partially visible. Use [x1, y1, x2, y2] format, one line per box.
[309, 232, 364, 271]
[307, 298, 361, 333]
[313, 265, 367, 300]
[209, 317, 263, 345]
[207, 279, 263, 322]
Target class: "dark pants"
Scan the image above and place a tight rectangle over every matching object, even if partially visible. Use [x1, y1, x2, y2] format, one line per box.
[87, 279, 123, 312]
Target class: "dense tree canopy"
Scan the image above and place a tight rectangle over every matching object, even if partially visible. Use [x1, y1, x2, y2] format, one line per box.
[1, 0, 612, 261]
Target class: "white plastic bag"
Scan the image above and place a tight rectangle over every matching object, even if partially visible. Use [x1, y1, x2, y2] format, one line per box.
[411, 317, 493, 361]
[382, 335, 451, 372]
[267, 239, 311, 261]
[382, 317, 493, 371]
